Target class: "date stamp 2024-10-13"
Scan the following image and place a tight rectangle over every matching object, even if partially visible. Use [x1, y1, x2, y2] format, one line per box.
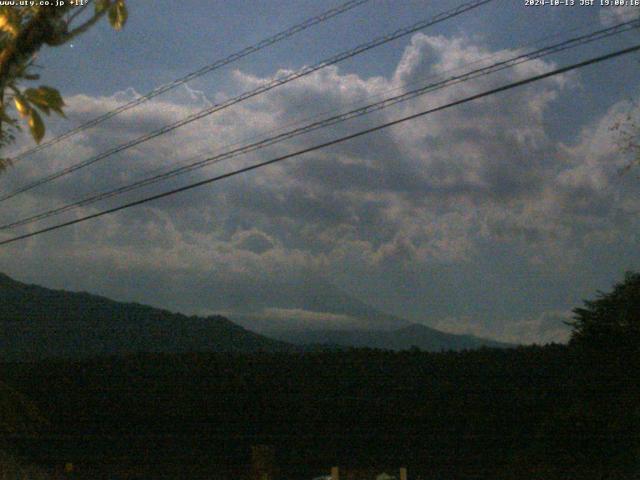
[524, 0, 639, 7]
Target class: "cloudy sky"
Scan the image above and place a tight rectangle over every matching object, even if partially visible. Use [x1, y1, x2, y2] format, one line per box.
[0, 0, 639, 344]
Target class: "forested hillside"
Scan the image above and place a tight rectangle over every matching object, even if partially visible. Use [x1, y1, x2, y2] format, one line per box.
[3, 344, 638, 479]
[0, 273, 294, 359]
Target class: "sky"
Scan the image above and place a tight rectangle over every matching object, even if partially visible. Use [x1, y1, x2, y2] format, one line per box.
[0, 0, 639, 344]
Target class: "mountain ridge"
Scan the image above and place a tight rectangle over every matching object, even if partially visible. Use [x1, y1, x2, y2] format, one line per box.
[0, 272, 510, 359]
[0, 272, 295, 360]
[266, 323, 511, 351]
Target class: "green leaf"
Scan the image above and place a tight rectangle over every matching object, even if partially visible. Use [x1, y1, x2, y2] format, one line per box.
[13, 96, 30, 117]
[108, 0, 127, 31]
[24, 86, 65, 117]
[0, 11, 19, 38]
[28, 109, 45, 144]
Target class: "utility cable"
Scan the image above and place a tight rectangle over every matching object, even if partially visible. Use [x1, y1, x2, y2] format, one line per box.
[9, 0, 373, 162]
[1, 43, 638, 247]
[0, 0, 494, 203]
[1, 19, 636, 231]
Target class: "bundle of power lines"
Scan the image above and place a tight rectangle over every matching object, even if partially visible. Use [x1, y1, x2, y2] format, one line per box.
[0, 0, 638, 246]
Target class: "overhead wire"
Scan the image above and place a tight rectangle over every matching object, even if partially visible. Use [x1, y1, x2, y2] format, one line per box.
[9, 0, 373, 162]
[1, 42, 638, 247]
[1, 19, 637, 231]
[0, 0, 494, 203]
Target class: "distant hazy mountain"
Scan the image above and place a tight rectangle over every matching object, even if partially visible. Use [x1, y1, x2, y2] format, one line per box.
[220, 275, 510, 351]
[213, 275, 412, 331]
[0, 273, 294, 361]
[0, 272, 509, 359]
[263, 323, 511, 351]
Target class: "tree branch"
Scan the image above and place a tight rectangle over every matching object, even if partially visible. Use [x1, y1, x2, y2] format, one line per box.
[67, 3, 90, 25]
[48, 7, 109, 46]
[0, 7, 70, 90]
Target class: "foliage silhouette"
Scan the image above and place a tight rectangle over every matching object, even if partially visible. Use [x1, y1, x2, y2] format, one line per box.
[0, 1, 127, 169]
[568, 271, 640, 353]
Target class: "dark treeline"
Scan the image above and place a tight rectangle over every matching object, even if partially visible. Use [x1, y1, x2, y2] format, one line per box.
[2, 343, 638, 479]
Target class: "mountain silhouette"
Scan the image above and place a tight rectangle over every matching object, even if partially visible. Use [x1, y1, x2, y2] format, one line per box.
[265, 323, 511, 351]
[0, 272, 508, 359]
[0, 272, 293, 360]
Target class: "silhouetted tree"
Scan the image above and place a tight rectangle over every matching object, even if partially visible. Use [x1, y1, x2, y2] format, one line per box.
[567, 271, 640, 353]
[611, 101, 640, 174]
[565, 272, 640, 478]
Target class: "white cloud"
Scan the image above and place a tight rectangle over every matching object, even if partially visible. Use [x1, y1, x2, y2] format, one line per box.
[432, 311, 572, 345]
[600, 5, 639, 26]
[259, 308, 359, 329]
[0, 33, 638, 344]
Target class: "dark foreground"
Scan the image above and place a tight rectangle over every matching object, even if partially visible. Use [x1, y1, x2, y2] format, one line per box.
[2, 345, 639, 479]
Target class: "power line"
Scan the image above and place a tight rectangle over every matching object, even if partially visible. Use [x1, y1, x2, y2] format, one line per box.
[9, 0, 373, 162]
[1, 43, 638, 247]
[0, 0, 494, 204]
[2, 19, 637, 231]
